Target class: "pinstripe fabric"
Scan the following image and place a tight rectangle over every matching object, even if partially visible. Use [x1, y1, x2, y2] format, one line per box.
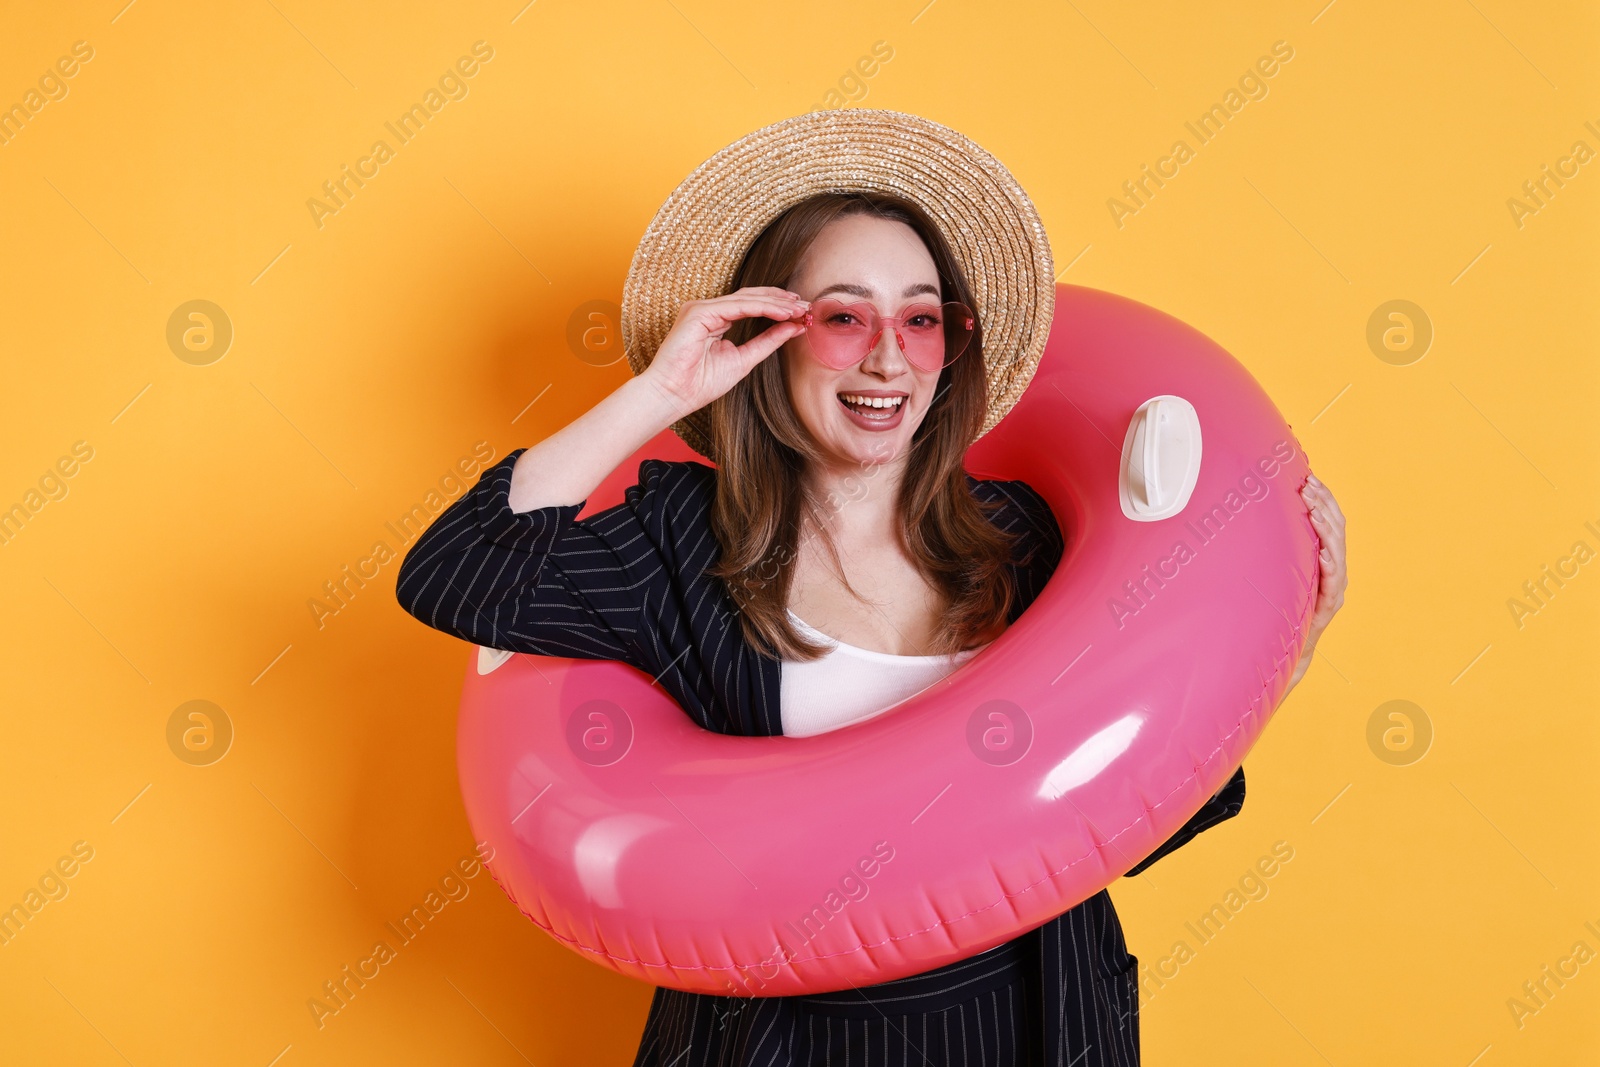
[396, 448, 1247, 1066]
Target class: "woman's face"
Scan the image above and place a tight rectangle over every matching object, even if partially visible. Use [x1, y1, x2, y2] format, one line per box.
[781, 214, 945, 472]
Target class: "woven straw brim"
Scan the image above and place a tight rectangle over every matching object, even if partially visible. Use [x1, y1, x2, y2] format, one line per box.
[621, 108, 1055, 461]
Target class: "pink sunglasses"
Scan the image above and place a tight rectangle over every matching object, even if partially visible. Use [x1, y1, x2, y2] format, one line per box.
[794, 297, 976, 373]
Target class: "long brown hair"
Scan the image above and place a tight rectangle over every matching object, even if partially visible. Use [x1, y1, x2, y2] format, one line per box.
[704, 190, 1029, 660]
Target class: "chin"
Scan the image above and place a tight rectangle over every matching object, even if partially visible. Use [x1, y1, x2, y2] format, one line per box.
[849, 442, 904, 467]
[831, 426, 911, 467]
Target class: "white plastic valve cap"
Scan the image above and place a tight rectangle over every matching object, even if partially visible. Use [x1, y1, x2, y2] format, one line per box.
[1118, 395, 1202, 521]
[477, 646, 515, 675]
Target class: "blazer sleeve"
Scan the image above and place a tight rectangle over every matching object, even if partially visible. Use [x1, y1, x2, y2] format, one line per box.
[394, 448, 684, 671]
[994, 478, 1249, 877]
[1124, 766, 1247, 876]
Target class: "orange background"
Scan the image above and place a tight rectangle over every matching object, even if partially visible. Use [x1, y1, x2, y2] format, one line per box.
[1, 1, 1595, 1064]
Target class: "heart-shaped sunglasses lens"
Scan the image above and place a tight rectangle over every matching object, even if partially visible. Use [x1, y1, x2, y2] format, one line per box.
[799, 299, 975, 372]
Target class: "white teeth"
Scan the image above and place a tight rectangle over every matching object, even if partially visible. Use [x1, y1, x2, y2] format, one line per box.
[839, 393, 905, 409]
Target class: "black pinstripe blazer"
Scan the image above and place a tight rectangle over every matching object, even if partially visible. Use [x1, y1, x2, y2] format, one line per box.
[396, 448, 1247, 1066]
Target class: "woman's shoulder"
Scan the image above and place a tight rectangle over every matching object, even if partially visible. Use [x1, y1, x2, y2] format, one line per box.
[630, 457, 716, 502]
[966, 474, 1066, 615]
[636, 456, 716, 486]
[965, 473, 1064, 554]
[616, 458, 721, 541]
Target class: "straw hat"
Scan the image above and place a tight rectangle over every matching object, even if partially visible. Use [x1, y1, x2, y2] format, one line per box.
[621, 108, 1055, 461]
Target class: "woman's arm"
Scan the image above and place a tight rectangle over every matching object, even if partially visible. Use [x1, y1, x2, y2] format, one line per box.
[394, 448, 682, 663]
[999, 471, 1348, 878]
[396, 286, 808, 659]
[510, 286, 810, 513]
[1127, 474, 1348, 876]
[1125, 766, 1247, 877]
[990, 480, 1248, 876]
[506, 375, 684, 512]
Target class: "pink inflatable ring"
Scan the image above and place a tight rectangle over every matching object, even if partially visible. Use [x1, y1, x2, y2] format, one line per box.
[457, 284, 1321, 997]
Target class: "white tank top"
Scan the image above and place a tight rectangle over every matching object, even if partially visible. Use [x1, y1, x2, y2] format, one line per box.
[779, 610, 989, 738]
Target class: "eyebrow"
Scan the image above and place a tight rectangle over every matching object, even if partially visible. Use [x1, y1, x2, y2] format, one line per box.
[813, 282, 941, 301]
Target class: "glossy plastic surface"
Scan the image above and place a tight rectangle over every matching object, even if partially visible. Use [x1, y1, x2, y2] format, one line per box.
[455, 284, 1321, 996]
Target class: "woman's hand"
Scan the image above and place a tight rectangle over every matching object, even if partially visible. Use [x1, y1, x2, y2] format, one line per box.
[639, 286, 810, 417]
[1288, 472, 1347, 688]
[505, 287, 808, 513]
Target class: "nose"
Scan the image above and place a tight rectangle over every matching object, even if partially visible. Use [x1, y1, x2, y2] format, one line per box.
[861, 325, 910, 377]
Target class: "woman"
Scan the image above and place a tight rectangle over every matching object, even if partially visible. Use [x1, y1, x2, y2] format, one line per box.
[396, 110, 1347, 1066]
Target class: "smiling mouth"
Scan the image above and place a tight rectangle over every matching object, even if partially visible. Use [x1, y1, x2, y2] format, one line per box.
[838, 392, 906, 419]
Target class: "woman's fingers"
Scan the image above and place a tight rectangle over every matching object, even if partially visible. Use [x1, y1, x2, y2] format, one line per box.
[1301, 480, 1340, 534]
[641, 287, 813, 412]
[1302, 474, 1345, 533]
[684, 293, 808, 331]
[1298, 477, 1348, 629]
[679, 300, 806, 362]
[733, 319, 806, 365]
[1315, 491, 1346, 568]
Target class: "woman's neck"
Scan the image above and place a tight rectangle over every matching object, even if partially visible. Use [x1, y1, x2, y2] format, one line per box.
[799, 453, 908, 542]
